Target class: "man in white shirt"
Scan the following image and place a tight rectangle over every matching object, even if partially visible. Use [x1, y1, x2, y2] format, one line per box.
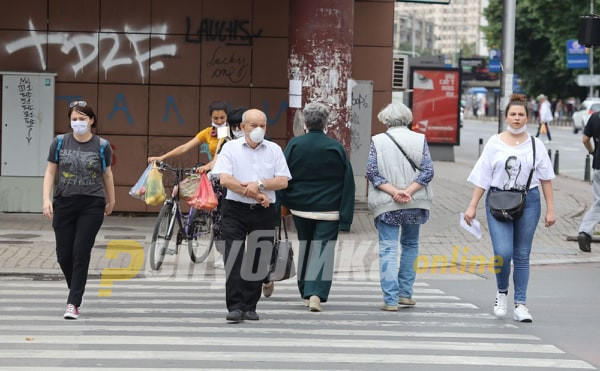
[535, 94, 553, 142]
[211, 108, 291, 323]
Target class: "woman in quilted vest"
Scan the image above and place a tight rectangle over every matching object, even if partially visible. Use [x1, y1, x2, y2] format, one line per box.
[367, 102, 434, 312]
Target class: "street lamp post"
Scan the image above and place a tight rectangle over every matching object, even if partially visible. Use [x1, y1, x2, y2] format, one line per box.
[499, 0, 516, 133]
[590, 0, 595, 98]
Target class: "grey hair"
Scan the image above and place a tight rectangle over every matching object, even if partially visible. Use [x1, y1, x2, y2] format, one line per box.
[302, 102, 329, 130]
[377, 102, 413, 127]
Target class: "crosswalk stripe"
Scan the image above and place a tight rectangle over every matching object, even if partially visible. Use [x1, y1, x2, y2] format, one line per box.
[0, 298, 475, 309]
[3, 279, 433, 288]
[0, 317, 534, 339]
[0, 290, 459, 300]
[0, 335, 563, 353]
[0, 350, 594, 369]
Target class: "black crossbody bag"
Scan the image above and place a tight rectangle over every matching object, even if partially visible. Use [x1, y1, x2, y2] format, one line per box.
[385, 132, 420, 171]
[487, 137, 536, 222]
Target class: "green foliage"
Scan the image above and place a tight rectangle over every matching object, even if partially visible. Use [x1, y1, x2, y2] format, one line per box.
[483, 0, 598, 99]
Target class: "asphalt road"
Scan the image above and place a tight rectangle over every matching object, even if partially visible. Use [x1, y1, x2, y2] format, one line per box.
[428, 262, 600, 369]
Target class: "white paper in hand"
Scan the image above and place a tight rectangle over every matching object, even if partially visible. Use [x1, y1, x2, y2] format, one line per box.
[459, 212, 482, 240]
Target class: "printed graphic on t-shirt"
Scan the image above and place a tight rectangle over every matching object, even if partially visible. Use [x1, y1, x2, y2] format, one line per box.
[502, 155, 525, 191]
[59, 149, 102, 186]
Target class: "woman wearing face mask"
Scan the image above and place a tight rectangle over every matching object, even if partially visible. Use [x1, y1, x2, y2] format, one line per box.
[463, 94, 555, 323]
[42, 101, 115, 320]
[147, 101, 229, 168]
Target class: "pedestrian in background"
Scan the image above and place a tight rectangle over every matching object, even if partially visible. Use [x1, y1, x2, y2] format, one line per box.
[367, 102, 434, 312]
[204, 107, 246, 269]
[211, 108, 291, 323]
[577, 111, 600, 253]
[279, 102, 355, 312]
[463, 94, 555, 322]
[535, 94, 553, 142]
[42, 101, 115, 320]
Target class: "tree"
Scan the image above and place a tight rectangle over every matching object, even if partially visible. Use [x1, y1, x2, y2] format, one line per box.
[483, 0, 598, 100]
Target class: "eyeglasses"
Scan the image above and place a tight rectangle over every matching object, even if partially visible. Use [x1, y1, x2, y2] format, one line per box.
[69, 101, 87, 108]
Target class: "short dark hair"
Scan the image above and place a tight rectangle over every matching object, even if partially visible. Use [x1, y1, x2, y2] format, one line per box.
[209, 101, 228, 116]
[227, 107, 246, 128]
[67, 101, 97, 128]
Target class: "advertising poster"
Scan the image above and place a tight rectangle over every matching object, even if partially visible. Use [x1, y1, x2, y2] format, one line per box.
[409, 67, 461, 145]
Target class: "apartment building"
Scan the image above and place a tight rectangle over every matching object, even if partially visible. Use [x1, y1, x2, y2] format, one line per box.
[395, 0, 488, 58]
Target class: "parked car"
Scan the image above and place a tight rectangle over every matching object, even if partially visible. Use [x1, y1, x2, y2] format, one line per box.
[572, 98, 600, 133]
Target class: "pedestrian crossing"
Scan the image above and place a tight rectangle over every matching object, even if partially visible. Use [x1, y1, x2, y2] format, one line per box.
[0, 276, 595, 369]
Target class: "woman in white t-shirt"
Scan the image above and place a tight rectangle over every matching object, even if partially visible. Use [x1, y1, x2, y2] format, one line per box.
[463, 94, 555, 323]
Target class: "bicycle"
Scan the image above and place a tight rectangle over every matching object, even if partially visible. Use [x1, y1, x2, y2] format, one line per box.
[149, 161, 215, 270]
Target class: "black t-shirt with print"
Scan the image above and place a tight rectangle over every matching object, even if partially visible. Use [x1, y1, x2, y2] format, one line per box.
[47, 133, 112, 198]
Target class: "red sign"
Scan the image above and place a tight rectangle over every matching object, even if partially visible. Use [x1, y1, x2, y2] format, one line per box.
[409, 67, 461, 145]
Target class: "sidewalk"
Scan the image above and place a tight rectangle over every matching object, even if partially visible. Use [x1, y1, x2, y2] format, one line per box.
[1, 160, 599, 279]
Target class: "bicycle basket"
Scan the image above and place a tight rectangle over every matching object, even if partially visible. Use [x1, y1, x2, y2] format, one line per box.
[179, 175, 201, 201]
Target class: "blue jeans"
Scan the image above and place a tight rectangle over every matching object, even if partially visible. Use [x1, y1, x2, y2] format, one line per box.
[486, 187, 541, 304]
[375, 220, 420, 305]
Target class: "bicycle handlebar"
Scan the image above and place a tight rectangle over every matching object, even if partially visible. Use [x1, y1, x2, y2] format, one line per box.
[155, 161, 199, 176]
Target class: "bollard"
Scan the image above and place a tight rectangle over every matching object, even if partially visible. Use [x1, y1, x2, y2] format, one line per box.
[478, 138, 483, 157]
[548, 149, 552, 160]
[553, 150, 559, 175]
[585, 154, 591, 182]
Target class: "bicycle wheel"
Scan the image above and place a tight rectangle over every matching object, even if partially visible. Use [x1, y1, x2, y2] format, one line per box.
[188, 211, 214, 263]
[149, 203, 174, 270]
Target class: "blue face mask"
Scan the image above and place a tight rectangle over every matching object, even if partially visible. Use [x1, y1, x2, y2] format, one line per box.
[71, 120, 89, 135]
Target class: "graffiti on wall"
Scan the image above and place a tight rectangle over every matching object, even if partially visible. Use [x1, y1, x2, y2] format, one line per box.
[184, 17, 262, 46]
[5, 20, 177, 82]
[206, 46, 249, 83]
[17, 77, 35, 144]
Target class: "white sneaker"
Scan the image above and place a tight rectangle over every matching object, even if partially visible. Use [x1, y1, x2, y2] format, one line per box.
[513, 304, 533, 322]
[493, 292, 508, 318]
[213, 258, 225, 269]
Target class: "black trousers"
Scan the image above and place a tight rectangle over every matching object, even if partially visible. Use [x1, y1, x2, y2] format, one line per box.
[220, 200, 275, 312]
[535, 122, 552, 141]
[53, 195, 105, 306]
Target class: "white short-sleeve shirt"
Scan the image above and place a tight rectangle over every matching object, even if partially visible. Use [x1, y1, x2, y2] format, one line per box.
[467, 134, 555, 191]
[211, 137, 292, 204]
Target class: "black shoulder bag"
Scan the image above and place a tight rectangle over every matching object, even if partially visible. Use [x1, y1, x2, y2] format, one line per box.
[487, 137, 536, 222]
[267, 218, 296, 281]
[384, 132, 420, 171]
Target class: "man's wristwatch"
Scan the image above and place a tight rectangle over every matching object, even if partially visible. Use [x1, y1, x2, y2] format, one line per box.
[258, 180, 265, 192]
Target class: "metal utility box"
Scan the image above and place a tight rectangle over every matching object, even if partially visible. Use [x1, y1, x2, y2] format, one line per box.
[1, 72, 56, 212]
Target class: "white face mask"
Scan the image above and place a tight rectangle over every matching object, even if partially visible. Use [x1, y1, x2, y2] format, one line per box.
[506, 124, 527, 134]
[232, 129, 244, 138]
[249, 127, 265, 143]
[71, 120, 89, 135]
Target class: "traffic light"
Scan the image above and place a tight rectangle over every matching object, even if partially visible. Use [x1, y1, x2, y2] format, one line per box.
[579, 15, 600, 47]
